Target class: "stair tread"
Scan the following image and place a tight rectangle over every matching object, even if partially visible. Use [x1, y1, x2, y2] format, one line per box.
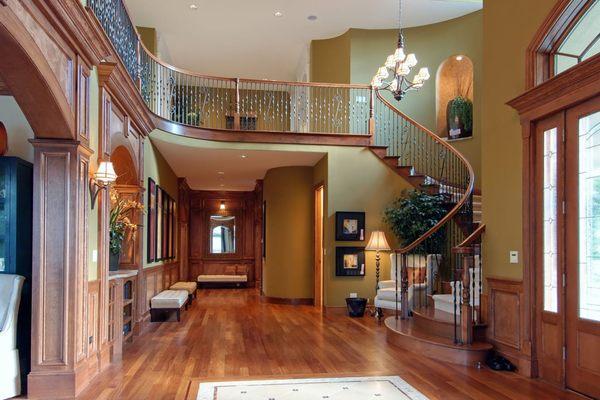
[414, 306, 488, 329]
[385, 317, 492, 351]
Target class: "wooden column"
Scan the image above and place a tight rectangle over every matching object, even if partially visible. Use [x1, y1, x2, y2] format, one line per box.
[28, 139, 93, 399]
[178, 178, 191, 281]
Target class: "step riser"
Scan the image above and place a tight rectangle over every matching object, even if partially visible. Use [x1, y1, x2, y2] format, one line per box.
[385, 321, 490, 367]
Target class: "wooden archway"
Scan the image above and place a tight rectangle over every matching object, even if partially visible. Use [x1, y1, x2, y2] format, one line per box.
[111, 145, 139, 185]
[0, 5, 74, 139]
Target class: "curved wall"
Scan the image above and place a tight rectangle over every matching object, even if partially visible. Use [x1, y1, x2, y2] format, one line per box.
[263, 166, 314, 300]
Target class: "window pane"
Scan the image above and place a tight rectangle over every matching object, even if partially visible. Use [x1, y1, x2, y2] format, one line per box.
[544, 127, 559, 313]
[579, 110, 600, 322]
[555, 0, 600, 75]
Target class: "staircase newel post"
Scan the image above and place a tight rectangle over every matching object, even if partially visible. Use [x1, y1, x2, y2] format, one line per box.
[368, 85, 376, 140]
[460, 250, 474, 344]
[234, 78, 241, 130]
[400, 253, 409, 319]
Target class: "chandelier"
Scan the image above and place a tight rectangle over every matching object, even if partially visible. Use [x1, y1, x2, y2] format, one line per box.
[371, 0, 430, 101]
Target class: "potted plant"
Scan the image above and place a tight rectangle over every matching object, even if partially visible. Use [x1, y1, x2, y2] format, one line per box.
[446, 96, 473, 139]
[109, 188, 144, 271]
[383, 190, 447, 289]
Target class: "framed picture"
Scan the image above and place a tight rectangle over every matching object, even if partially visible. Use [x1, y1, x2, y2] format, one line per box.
[335, 211, 365, 241]
[147, 178, 156, 263]
[156, 187, 163, 260]
[336, 247, 366, 276]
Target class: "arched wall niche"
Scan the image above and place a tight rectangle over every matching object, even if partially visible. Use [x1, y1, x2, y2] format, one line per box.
[109, 142, 142, 269]
[110, 145, 138, 185]
[436, 55, 474, 139]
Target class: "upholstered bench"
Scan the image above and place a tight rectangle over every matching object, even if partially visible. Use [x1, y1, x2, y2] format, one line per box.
[150, 290, 188, 322]
[169, 281, 197, 303]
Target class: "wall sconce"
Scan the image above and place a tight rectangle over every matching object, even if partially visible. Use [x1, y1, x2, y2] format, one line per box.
[90, 161, 117, 209]
[219, 201, 226, 210]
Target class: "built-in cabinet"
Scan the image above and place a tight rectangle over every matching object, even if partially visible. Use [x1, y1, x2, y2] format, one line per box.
[0, 156, 32, 390]
[107, 271, 138, 361]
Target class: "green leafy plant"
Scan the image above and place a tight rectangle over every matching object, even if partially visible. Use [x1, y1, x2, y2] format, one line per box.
[383, 190, 447, 255]
[109, 188, 144, 256]
[447, 96, 473, 135]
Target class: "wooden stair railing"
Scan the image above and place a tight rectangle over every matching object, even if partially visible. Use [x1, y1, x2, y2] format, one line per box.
[372, 91, 476, 339]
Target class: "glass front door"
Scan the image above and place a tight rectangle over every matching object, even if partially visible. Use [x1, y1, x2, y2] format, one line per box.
[565, 98, 600, 398]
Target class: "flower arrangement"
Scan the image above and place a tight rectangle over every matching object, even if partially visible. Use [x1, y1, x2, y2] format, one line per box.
[109, 188, 144, 257]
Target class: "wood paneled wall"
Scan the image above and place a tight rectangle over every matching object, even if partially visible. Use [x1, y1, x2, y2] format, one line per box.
[486, 277, 531, 376]
[187, 189, 262, 286]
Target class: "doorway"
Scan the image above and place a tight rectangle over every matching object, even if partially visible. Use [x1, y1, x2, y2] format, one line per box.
[535, 95, 600, 398]
[314, 184, 324, 309]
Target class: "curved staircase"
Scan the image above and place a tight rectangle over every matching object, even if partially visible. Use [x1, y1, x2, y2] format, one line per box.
[370, 92, 490, 367]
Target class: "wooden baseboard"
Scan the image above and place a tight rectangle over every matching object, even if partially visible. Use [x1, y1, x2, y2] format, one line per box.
[260, 296, 314, 306]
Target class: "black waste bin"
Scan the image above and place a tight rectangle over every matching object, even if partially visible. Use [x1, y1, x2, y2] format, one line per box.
[345, 297, 367, 317]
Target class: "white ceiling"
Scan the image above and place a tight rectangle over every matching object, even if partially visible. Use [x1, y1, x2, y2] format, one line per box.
[125, 0, 482, 80]
[151, 137, 325, 191]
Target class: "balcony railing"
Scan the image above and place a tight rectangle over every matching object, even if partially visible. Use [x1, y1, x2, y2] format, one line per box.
[88, 0, 373, 135]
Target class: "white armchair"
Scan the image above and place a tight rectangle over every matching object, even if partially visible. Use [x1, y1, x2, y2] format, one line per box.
[0, 274, 24, 400]
[374, 253, 441, 313]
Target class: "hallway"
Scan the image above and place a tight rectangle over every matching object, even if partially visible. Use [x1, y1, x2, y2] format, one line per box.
[75, 289, 584, 400]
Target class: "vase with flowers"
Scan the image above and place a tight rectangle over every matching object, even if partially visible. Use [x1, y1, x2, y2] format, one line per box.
[109, 188, 144, 271]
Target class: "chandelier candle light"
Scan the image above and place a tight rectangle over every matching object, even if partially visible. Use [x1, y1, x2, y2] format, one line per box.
[371, 0, 430, 101]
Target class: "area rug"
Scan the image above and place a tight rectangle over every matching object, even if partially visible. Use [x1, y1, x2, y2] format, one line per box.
[196, 376, 429, 400]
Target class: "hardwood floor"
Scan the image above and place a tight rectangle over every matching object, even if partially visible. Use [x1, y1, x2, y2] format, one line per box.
[75, 289, 586, 400]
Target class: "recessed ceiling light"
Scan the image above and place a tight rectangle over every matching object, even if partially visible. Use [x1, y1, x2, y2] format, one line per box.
[273, 11, 283, 17]
[220, 184, 225, 187]
[217, 171, 225, 175]
[241, 154, 248, 159]
[307, 15, 318, 21]
[189, 4, 198, 10]
[456, 55, 464, 61]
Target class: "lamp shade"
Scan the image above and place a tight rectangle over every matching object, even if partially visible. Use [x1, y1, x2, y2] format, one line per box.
[94, 161, 117, 184]
[365, 231, 392, 251]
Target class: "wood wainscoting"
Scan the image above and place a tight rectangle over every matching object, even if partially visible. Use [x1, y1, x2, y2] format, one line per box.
[140, 262, 180, 326]
[486, 277, 531, 376]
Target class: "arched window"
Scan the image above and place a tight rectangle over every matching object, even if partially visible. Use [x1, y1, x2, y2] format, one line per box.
[436, 55, 474, 140]
[528, 0, 600, 87]
[553, 0, 600, 74]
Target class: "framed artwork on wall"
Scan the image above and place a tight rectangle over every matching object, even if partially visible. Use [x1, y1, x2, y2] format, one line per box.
[156, 186, 163, 260]
[147, 178, 156, 263]
[335, 211, 365, 241]
[335, 247, 366, 277]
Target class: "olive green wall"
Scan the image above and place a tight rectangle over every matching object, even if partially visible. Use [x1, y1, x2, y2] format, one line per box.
[481, 0, 556, 280]
[323, 146, 412, 306]
[143, 139, 179, 269]
[137, 26, 157, 55]
[310, 12, 483, 189]
[310, 30, 351, 84]
[263, 166, 315, 299]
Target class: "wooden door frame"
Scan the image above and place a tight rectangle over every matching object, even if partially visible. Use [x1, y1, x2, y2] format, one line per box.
[314, 182, 324, 309]
[508, 54, 600, 379]
[533, 112, 566, 385]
